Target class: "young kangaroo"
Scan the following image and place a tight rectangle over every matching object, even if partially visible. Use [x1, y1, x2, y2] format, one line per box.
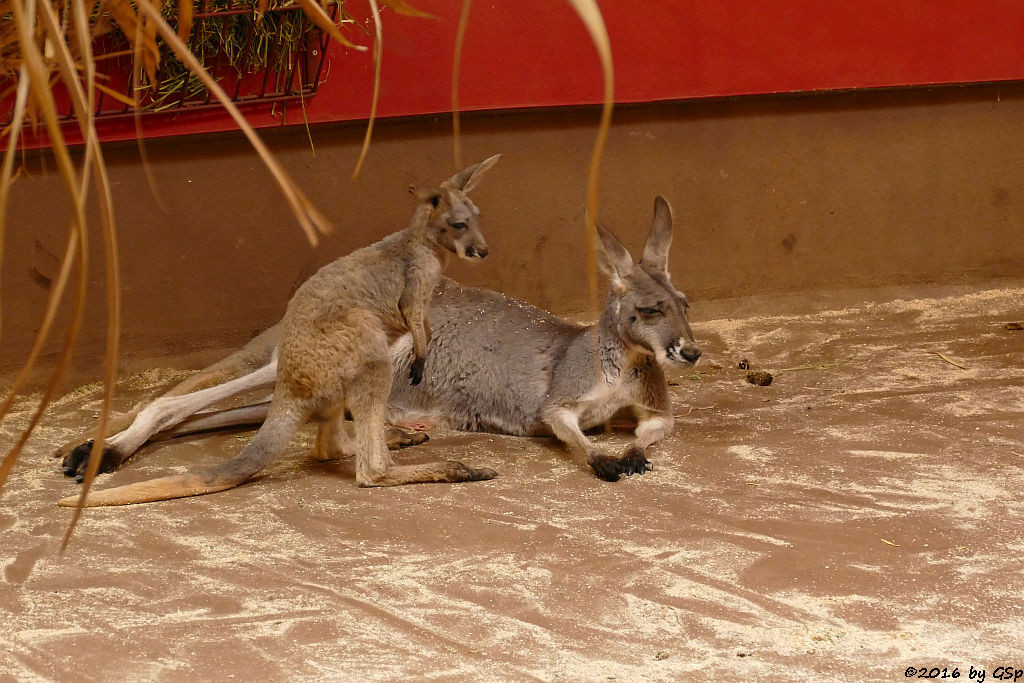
[58, 196, 698, 486]
[59, 155, 502, 507]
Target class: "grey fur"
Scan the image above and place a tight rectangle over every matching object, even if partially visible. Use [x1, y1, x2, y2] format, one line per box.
[58, 196, 698, 486]
[389, 197, 700, 480]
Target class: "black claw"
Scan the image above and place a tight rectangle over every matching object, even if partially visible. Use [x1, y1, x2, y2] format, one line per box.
[621, 447, 651, 478]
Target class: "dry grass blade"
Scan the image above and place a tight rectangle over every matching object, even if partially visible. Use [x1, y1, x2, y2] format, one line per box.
[140, 0, 161, 86]
[256, 0, 269, 22]
[565, 0, 614, 318]
[295, 0, 367, 51]
[450, 0, 471, 168]
[380, 0, 436, 19]
[351, 0, 382, 179]
[132, 13, 168, 212]
[106, 0, 159, 88]
[55, 0, 121, 553]
[0, 0, 91, 498]
[63, 163, 119, 552]
[297, 62, 315, 155]
[133, 0, 330, 245]
[928, 350, 968, 370]
[674, 404, 717, 418]
[0, 63, 31, 339]
[93, 81, 135, 106]
[177, 0, 195, 42]
[564, 0, 613, 432]
[2, 0, 100, 508]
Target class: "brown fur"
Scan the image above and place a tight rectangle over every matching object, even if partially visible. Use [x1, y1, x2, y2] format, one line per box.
[58, 156, 502, 507]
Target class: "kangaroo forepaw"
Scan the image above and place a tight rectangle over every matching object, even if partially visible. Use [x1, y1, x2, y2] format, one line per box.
[61, 440, 123, 481]
[620, 446, 653, 475]
[588, 453, 622, 482]
[588, 448, 651, 482]
[445, 461, 498, 482]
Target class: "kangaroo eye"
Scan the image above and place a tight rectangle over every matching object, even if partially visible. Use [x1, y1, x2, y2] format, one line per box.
[637, 307, 662, 316]
[451, 221, 468, 230]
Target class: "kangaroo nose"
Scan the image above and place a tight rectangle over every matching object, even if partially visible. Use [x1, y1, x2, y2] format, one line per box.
[681, 347, 702, 363]
[475, 246, 489, 259]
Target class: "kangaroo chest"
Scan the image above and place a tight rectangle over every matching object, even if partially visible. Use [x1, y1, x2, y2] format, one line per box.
[574, 369, 641, 429]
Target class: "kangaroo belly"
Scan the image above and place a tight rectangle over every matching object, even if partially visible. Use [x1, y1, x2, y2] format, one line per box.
[387, 330, 546, 436]
[385, 281, 574, 436]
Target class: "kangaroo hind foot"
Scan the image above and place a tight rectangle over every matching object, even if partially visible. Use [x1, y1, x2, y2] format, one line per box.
[62, 440, 124, 481]
[386, 428, 429, 450]
[359, 461, 498, 488]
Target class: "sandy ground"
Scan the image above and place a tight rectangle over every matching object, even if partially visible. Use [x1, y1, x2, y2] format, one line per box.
[2, 281, 1023, 681]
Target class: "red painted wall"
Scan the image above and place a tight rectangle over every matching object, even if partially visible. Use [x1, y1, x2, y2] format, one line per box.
[11, 0, 1024, 147]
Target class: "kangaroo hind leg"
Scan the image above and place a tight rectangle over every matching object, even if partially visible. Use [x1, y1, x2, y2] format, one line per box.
[350, 355, 496, 488]
[312, 415, 426, 460]
[313, 406, 357, 462]
[62, 360, 278, 481]
[57, 326, 281, 472]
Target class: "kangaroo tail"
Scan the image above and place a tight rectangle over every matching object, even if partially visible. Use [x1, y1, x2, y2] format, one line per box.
[57, 401, 301, 507]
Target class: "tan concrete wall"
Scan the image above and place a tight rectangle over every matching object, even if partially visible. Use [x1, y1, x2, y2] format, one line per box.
[4, 83, 1024, 375]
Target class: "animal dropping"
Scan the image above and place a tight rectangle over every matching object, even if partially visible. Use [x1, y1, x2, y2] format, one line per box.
[746, 371, 773, 386]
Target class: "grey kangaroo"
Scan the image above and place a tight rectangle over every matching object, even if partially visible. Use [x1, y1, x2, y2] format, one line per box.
[58, 196, 700, 500]
[59, 155, 502, 507]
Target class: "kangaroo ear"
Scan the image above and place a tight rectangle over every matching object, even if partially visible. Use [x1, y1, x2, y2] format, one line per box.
[640, 196, 673, 274]
[412, 185, 443, 207]
[445, 153, 502, 192]
[595, 224, 634, 290]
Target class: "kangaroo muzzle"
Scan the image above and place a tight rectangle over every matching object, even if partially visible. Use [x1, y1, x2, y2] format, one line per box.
[464, 244, 489, 259]
[666, 339, 701, 364]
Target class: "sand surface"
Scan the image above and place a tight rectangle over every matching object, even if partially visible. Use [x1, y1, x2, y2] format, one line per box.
[2, 282, 1023, 681]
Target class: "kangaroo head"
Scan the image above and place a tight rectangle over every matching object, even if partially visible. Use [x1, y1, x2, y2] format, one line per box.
[596, 196, 702, 366]
[413, 154, 501, 261]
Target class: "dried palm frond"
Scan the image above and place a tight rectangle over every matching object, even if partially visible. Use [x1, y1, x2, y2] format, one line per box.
[565, 0, 614, 317]
[0, 0, 616, 553]
[0, 0, 95, 518]
[350, 0, 379, 178]
[450, 0, 471, 168]
[0, 0, 368, 548]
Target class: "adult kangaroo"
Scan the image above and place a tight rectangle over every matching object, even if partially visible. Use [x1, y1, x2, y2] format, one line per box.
[59, 155, 502, 507]
[59, 195, 700, 497]
[388, 195, 700, 480]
